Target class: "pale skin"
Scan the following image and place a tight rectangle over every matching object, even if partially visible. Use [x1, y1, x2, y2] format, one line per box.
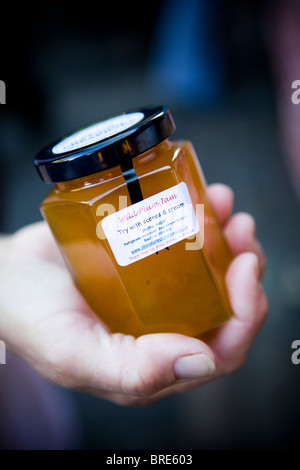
[0, 184, 268, 406]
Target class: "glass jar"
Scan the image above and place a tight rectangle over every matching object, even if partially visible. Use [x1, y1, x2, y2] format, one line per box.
[34, 106, 233, 338]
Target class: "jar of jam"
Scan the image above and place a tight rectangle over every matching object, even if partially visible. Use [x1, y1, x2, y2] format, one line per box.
[34, 106, 233, 338]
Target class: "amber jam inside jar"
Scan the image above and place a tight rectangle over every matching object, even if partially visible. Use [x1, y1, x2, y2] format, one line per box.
[34, 106, 233, 338]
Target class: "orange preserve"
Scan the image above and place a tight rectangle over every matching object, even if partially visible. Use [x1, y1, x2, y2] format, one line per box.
[34, 106, 233, 338]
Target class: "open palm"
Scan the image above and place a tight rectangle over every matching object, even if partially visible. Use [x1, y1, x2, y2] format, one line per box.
[0, 184, 268, 406]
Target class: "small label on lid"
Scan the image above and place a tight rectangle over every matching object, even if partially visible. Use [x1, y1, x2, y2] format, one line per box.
[52, 112, 144, 154]
[101, 182, 200, 266]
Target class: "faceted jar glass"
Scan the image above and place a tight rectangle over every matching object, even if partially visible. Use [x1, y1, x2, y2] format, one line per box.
[40, 138, 233, 338]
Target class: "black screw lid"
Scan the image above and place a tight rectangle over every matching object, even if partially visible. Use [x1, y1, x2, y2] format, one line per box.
[34, 105, 176, 183]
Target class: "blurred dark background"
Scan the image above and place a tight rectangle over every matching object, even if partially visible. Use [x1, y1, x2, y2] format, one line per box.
[1, 0, 300, 450]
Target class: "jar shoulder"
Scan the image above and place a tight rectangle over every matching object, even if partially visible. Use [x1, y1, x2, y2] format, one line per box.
[40, 139, 198, 208]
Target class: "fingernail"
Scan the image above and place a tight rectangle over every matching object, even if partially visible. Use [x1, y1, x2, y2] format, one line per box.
[174, 354, 216, 380]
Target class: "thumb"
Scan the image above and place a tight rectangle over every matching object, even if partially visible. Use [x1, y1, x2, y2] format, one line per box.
[70, 329, 216, 399]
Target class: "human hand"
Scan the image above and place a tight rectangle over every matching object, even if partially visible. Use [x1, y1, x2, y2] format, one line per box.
[0, 184, 268, 406]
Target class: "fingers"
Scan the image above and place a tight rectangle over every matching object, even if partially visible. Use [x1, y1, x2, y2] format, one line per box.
[79, 187, 267, 402]
[223, 212, 266, 279]
[19, 187, 267, 407]
[206, 183, 235, 226]
[207, 252, 268, 375]
[206, 183, 266, 279]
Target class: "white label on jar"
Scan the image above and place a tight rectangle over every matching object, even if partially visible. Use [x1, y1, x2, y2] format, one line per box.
[52, 112, 144, 154]
[101, 182, 200, 267]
